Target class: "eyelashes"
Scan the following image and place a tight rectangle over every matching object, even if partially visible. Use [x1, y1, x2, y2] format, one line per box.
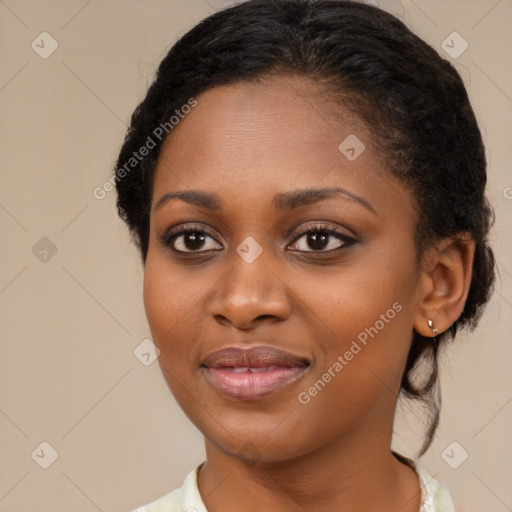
[289, 224, 356, 252]
[159, 222, 357, 255]
[160, 225, 222, 254]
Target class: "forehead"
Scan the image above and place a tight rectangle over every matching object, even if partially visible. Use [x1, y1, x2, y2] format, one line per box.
[156, 75, 367, 173]
[152, 76, 414, 220]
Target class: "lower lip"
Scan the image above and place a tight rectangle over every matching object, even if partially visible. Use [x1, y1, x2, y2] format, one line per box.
[203, 366, 308, 399]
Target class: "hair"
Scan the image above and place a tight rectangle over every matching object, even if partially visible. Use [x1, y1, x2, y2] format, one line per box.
[114, 0, 496, 455]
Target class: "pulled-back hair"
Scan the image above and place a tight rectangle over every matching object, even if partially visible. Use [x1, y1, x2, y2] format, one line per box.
[114, 0, 496, 455]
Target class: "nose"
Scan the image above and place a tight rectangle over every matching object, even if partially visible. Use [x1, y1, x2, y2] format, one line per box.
[207, 251, 291, 330]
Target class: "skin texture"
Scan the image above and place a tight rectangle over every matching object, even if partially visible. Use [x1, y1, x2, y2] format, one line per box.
[143, 76, 475, 512]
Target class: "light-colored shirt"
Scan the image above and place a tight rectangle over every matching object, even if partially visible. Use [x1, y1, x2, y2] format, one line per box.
[130, 455, 454, 512]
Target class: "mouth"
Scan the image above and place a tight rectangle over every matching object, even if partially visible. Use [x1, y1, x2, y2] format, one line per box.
[201, 345, 310, 400]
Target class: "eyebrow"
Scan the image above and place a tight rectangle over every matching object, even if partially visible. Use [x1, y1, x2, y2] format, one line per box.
[154, 187, 376, 215]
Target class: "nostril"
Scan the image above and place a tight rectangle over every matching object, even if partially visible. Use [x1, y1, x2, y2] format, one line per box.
[257, 314, 276, 321]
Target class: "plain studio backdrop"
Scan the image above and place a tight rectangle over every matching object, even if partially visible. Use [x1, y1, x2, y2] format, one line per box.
[1, 0, 511, 511]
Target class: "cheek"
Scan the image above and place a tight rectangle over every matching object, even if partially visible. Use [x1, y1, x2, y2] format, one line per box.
[298, 248, 416, 397]
[143, 251, 205, 340]
[142, 256, 206, 407]
[143, 264, 196, 399]
[301, 254, 413, 344]
[142, 250, 224, 392]
[290, 305, 412, 453]
[143, 265, 177, 339]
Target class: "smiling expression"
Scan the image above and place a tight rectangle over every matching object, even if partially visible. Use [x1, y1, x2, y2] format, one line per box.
[143, 75, 426, 462]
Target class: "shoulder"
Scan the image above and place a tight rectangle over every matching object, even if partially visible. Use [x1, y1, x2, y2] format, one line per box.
[128, 463, 206, 512]
[395, 453, 455, 512]
[129, 488, 181, 512]
[415, 463, 455, 512]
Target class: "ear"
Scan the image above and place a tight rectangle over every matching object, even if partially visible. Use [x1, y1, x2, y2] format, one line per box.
[413, 234, 475, 338]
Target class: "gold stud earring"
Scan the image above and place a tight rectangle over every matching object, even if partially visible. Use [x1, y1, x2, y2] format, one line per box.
[428, 319, 439, 335]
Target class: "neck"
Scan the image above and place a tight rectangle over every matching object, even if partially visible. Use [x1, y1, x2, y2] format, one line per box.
[197, 415, 421, 512]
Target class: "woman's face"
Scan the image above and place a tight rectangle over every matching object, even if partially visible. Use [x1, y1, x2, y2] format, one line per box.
[143, 76, 425, 462]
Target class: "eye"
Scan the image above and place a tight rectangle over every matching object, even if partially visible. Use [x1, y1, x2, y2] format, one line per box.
[288, 224, 356, 252]
[160, 224, 222, 253]
[160, 222, 356, 255]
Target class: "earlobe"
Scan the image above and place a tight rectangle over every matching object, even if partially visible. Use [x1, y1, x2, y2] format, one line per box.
[427, 319, 438, 335]
[413, 234, 475, 338]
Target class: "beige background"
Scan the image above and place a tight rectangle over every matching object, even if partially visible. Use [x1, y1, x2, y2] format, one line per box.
[1, 0, 511, 510]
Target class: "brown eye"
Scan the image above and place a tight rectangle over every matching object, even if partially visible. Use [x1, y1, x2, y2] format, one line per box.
[289, 225, 356, 252]
[160, 226, 222, 253]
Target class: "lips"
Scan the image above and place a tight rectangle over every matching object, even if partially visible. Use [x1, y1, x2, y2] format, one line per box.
[202, 346, 309, 369]
[201, 346, 310, 400]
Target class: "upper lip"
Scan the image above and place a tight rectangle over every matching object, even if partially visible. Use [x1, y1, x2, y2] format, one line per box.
[202, 346, 310, 369]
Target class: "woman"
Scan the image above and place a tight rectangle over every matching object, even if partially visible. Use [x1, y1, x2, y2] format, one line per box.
[114, 1, 496, 510]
